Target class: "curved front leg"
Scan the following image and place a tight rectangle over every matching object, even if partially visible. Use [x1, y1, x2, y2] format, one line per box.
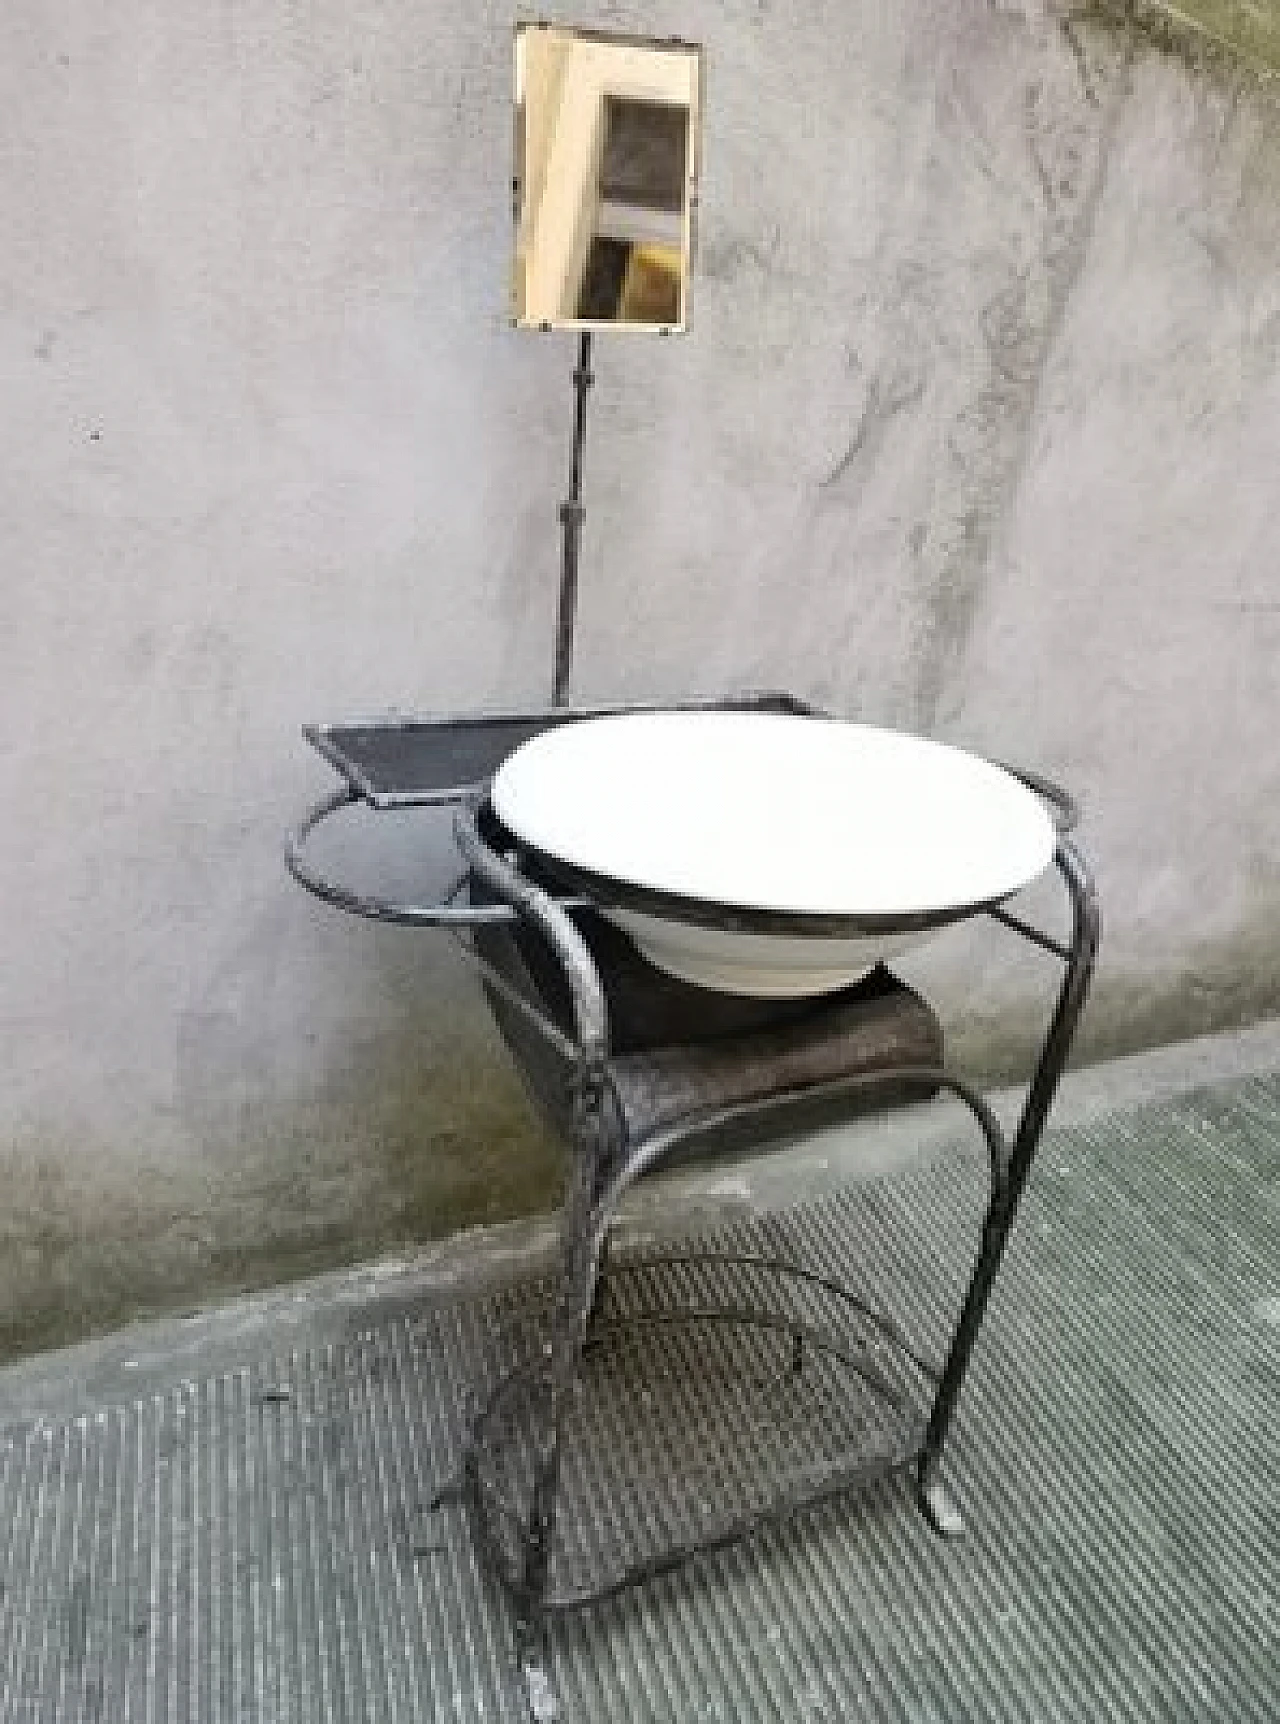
[455, 809, 619, 1638]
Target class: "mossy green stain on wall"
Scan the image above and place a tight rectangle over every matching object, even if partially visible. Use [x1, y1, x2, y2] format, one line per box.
[5, 894, 1280, 1367]
[1090, 1, 1280, 75]
[0, 1032, 564, 1365]
[1161, 3, 1280, 73]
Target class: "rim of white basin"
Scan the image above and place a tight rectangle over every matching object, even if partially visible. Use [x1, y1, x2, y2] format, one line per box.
[488, 711, 1057, 932]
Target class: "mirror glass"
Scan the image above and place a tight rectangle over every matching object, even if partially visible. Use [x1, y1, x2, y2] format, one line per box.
[513, 24, 702, 332]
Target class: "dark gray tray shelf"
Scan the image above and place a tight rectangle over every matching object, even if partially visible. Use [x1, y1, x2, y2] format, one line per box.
[304, 691, 818, 808]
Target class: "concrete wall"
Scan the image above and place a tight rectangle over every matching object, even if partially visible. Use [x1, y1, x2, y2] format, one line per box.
[3, 0, 1278, 1357]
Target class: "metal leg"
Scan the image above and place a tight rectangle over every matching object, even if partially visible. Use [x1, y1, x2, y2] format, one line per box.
[517, 1210, 597, 1608]
[511, 1275, 591, 1719]
[918, 1477, 965, 1538]
[519, 1642, 562, 1724]
[513, 1063, 615, 1714]
[917, 840, 1100, 1520]
[587, 1226, 613, 1337]
[789, 1328, 806, 1378]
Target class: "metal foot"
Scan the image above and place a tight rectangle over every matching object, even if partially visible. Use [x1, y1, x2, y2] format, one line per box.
[520, 1645, 561, 1723]
[918, 1477, 965, 1538]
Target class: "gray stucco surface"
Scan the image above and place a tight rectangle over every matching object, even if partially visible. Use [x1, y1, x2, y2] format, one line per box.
[2, 1, 1278, 1355]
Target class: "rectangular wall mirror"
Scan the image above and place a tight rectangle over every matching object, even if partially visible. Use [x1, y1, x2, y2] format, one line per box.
[513, 23, 702, 333]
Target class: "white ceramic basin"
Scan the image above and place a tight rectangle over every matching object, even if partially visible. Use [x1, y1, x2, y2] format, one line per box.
[490, 711, 1057, 996]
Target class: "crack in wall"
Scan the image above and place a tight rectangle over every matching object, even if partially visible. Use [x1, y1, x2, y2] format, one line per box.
[819, 370, 927, 495]
[910, 15, 1136, 732]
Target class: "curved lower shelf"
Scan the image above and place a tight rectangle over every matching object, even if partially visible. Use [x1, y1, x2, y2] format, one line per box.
[461, 1254, 938, 1611]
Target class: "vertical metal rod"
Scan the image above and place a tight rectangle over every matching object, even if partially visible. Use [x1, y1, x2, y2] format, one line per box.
[918, 839, 1100, 1500]
[552, 331, 594, 707]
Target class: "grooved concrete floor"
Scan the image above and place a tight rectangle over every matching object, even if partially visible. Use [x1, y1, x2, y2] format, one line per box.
[1, 1032, 1278, 1721]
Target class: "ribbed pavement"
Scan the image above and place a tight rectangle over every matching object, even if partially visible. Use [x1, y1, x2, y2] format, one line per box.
[1, 1073, 1277, 1721]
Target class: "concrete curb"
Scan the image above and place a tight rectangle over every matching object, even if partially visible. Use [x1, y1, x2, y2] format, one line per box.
[2, 1016, 1278, 1425]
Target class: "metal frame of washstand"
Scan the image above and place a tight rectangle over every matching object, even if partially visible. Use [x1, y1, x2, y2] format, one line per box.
[287, 707, 1099, 1715]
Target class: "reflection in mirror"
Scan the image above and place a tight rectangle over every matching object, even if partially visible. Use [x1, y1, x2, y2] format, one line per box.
[514, 24, 702, 332]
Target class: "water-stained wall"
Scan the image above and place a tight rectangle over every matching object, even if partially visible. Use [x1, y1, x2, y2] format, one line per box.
[3, 0, 1278, 1356]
